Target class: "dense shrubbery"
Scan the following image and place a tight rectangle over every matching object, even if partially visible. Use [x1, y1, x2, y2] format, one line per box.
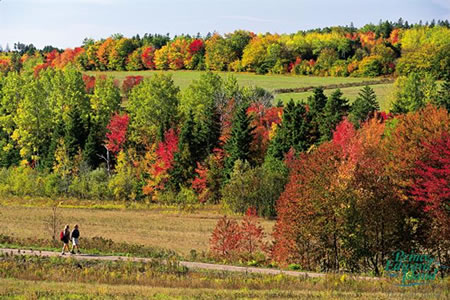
[1, 20, 449, 78]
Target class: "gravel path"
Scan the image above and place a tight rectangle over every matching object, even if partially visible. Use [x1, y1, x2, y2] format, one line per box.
[0, 248, 376, 280]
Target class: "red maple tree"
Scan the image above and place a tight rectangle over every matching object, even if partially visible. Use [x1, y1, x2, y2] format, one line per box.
[412, 132, 450, 223]
[105, 113, 130, 155]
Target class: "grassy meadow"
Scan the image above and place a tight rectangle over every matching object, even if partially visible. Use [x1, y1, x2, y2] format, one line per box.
[87, 70, 394, 111]
[0, 255, 448, 300]
[274, 83, 394, 111]
[86, 70, 381, 91]
[1, 277, 447, 299]
[0, 203, 274, 256]
[1, 201, 449, 299]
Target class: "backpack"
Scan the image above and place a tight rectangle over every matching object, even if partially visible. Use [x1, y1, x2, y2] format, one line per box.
[60, 231, 64, 241]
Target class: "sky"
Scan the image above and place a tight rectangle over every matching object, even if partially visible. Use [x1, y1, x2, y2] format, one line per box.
[0, 0, 449, 49]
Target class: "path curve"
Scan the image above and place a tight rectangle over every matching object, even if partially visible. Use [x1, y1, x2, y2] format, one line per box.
[0, 248, 376, 280]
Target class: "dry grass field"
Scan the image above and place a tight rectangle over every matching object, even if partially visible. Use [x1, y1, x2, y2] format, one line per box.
[0, 204, 274, 256]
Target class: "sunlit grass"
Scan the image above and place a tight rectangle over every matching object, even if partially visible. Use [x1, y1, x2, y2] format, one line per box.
[85, 70, 378, 91]
[0, 202, 274, 256]
[274, 83, 394, 112]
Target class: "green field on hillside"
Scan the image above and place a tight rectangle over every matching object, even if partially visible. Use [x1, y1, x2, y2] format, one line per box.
[87, 70, 393, 110]
[86, 70, 381, 91]
[275, 83, 394, 112]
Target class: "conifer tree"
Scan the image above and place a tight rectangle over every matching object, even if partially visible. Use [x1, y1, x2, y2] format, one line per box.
[83, 121, 100, 169]
[307, 87, 327, 144]
[224, 103, 255, 176]
[167, 111, 196, 190]
[319, 89, 350, 142]
[267, 100, 311, 160]
[41, 122, 64, 170]
[65, 105, 87, 158]
[349, 85, 380, 127]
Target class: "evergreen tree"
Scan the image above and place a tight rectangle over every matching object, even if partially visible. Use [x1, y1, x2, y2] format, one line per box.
[167, 111, 196, 191]
[224, 103, 255, 176]
[307, 87, 328, 144]
[193, 104, 221, 162]
[319, 89, 350, 142]
[41, 122, 64, 170]
[349, 86, 380, 127]
[267, 100, 311, 160]
[64, 105, 88, 158]
[83, 121, 101, 169]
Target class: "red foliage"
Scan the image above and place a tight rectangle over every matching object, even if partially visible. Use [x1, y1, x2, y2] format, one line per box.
[153, 129, 179, 177]
[52, 47, 84, 68]
[332, 118, 359, 162]
[105, 113, 130, 155]
[247, 103, 283, 161]
[141, 46, 156, 69]
[412, 132, 450, 222]
[240, 210, 267, 255]
[376, 111, 393, 122]
[122, 75, 143, 95]
[46, 49, 59, 64]
[192, 162, 208, 202]
[188, 39, 204, 54]
[209, 216, 242, 259]
[0, 59, 10, 74]
[209, 212, 267, 260]
[219, 99, 236, 145]
[82, 75, 96, 94]
[272, 141, 341, 267]
[345, 32, 359, 41]
[33, 63, 50, 77]
[389, 28, 400, 45]
[288, 57, 302, 72]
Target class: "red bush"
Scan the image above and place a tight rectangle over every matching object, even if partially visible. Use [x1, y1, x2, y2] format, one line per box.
[122, 75, 143, 96]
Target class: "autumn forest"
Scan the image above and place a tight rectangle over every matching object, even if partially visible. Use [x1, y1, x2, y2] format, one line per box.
[0, 19, 449, 276]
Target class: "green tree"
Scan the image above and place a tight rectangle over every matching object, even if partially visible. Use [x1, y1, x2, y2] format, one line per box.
[89, 76, 121, 130]
[319, 89, 350, 142]
[12, 77, 53, 163]
[307, 87, 328, 144]
[224, 103, 255, 176]
[391, 72, 438, 114]
[434, 75, 450, 111]
[180, 72, 224, 122]
[205, 34, 236, 71]
[349, 86, 380, 127]
[127, 74, 179, 143]
[267, 100, 311, 160]
[168, 111, 196, 190]
[83, 121, 99, 169]
[64, 105, 88, 158]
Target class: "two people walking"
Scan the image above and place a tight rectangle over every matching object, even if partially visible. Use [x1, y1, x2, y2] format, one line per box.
[60, 224, 81, 255]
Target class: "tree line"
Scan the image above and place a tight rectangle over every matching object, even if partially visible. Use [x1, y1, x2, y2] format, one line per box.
[0, 19, 449, 78]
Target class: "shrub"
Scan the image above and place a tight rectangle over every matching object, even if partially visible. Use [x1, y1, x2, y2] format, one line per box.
[209, 210, 268, 262]
[69, 168, 112, 200]
[221, 159, 288, 218]
[209, 216, 241, 260]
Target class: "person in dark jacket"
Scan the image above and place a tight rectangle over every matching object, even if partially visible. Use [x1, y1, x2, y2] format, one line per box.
[70, 224, 81, 254]
[61, 225, 70, 255]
